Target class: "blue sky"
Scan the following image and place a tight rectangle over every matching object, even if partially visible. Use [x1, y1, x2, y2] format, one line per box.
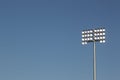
[0, 0, 120, 80]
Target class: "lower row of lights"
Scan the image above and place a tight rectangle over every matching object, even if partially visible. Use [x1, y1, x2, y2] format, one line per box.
[82, 38, 93, 41]
[82, 40, 105, 45]
[94, 36, 105, 40]
[82, 29, 105, 34]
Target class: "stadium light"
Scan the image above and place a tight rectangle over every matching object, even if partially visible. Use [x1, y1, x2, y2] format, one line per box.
[81, 28, 106, 80]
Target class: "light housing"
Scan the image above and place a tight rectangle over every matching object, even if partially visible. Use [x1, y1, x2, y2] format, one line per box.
[82, 28, 105, 45]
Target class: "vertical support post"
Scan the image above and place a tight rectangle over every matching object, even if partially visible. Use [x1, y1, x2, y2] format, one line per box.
[93, 41, 96, 80]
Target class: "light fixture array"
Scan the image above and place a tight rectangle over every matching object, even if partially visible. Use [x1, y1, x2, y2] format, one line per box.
[82, 28, 105, 45]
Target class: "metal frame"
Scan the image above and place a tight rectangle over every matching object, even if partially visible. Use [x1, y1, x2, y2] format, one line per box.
[81, 28, 106, 80]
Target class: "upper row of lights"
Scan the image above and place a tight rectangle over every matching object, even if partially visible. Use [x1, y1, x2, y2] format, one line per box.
[82, 28, 105, 34]
[82, 30, 93, 34]
[94, 28, 105, 32]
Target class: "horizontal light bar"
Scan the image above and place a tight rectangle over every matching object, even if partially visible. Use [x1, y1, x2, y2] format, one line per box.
[100, 40, 105, 43]
[82, 38, 93, 42]
[94, 28, 105, 32]
[95, 36, 105, 40]
[82, 29, 93, 34]
[82, 42, 87, 45]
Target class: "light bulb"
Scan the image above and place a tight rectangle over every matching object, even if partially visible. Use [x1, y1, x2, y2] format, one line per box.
[90, 38, 93, 40]
[94, 30, 96, 32]
[103, 33, 105, 35]
[103, 29, 105, 31]
[87, 34, 90, 37]
[90, 30, 93, 33]
[100, 37, 102, 39]
[103, 36, 105, 39]
[84, 42, 87, 44]
[97, 30, 99, 32]
[90, 34, 93, 36]
[94, 33, 97, 36]
[100, 29, 102, 32]
[95, 37, 97, 40]
[100, 40, 103, 43]
[97, 37, 100, 39]
[97, 33, 99, 36]
[88, 38, 90, 40]
[82, 31, 84, 34]
[103, 40, 105, 43]
[82, 42, 85, 45]
[100, 33, 102, 35]
[82, 35, 84, 37]
[82, 39, 84, 41]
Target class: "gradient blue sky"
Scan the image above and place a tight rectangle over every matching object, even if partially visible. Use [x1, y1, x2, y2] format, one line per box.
[0, 0, 120, 80]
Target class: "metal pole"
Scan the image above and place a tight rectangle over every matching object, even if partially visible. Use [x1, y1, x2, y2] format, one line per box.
[93, 41, 96, 80]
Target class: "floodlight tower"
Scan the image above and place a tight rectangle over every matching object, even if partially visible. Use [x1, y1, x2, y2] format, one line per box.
[81, 28, 106, 80]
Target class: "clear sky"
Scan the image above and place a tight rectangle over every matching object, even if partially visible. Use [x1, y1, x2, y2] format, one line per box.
[0, 0, 120, 80]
